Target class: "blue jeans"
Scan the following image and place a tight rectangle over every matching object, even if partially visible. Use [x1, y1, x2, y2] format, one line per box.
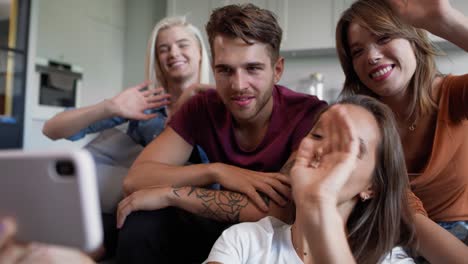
[438, 220, 468, 244]
[414, 220, 468, 264]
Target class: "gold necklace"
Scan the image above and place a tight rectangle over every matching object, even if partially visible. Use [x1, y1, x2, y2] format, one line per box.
[396, 112, 417, 132]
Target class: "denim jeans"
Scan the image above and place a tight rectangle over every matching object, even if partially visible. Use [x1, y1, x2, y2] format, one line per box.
[438, 220, 468, 244]
[414, 220, 468, 263]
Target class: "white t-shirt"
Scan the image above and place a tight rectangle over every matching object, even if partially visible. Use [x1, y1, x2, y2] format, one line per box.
[204, 216, 415, 264]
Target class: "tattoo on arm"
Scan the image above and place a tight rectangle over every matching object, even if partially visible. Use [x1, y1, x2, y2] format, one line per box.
[173, 186, 196, 197]
[196, 189, 249, 222]
[174, 187, 250, 223]
[187, 186, 197, 196]
[172, 187, 183, 197]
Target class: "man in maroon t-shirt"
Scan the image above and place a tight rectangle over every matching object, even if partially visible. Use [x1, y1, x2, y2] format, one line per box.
[115, 4, 326, 263]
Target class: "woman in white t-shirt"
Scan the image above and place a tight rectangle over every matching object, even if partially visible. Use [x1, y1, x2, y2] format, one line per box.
[205, 95, 416, 264]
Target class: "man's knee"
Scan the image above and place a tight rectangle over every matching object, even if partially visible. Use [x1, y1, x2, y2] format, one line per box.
[116, 209, 175, 264]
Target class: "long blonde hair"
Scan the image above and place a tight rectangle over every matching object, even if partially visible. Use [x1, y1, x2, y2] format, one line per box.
[336, 0, 443, 122]
[145, 16, 211, 89]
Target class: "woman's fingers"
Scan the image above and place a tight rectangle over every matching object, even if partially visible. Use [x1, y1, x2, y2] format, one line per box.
[295, 136, 316, 165]
[324, 106, 357, 154]
[336, 109, 351, 152]
[141, 87, 165, 97]
[0, 218, 16, 250]
[336, 108, 359, 156]
[147, 93, 171, 104]
[0, 218, 28, 263]
[147, 100, 170, 110]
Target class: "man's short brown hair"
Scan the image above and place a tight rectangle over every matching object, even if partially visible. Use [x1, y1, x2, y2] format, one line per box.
[205, 3, 282, 62]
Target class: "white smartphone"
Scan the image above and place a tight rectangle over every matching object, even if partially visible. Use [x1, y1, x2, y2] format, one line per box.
[0, 149, 102, 252]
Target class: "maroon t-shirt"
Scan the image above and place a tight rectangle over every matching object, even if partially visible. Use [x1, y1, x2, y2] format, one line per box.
[169, 85, 327, 172]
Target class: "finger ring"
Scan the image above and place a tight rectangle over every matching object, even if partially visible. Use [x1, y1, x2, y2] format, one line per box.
[310, 152, 321, 168]
[310, 160, 320, 168]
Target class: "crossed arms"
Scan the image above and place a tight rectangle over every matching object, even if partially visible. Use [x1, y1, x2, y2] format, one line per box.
[118, 127, 296, 227]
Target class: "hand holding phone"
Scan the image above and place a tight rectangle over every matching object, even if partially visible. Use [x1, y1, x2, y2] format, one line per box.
[0, 149, 102, 252]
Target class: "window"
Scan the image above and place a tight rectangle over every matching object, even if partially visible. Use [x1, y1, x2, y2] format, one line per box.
[0, 0, 30, 148]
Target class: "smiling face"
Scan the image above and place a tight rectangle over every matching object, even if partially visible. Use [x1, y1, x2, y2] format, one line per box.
[347, 22, 417, 99]
[156, 25, 201, 84]
[212, 35, 283, 124]
[310, 104, 381, 204]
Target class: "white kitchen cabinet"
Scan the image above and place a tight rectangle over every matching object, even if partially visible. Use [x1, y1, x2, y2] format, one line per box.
[281, 0, 335, 50]
[167, 0, 343, 52]
[167, 0, 289, 51]
[166, 0, 468, 52]
[333, 0, 468, 46]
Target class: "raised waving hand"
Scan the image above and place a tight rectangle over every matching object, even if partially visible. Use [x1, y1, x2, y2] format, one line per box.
[387, 0, 468, 51]
[291, 105, 360, 206]
[109, 81, 171, 120]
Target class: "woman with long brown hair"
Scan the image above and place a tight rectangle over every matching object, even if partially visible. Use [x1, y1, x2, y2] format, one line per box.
[336, 0, 468, 262]
[204, 95, 416, 264]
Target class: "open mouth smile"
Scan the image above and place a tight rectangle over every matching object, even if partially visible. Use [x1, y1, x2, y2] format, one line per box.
[369, 64, 395, 81]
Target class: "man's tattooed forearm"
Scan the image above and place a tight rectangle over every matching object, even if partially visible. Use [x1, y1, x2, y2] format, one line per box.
[187, 186, 197, 196]
[194, 188, 249, 222]
[172, 187, 249, 223]
[172, 187, 184, 197]
[172, 186, 197, 197]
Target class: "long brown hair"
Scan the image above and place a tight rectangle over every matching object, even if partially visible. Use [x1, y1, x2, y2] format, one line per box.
[205, 3, 282, 63]
[336, 95, 415, 264]
[336, 0, 442, 122]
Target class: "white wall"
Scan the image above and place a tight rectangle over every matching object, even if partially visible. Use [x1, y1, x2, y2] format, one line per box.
[436, 48, 468, 76]
[24, 0, 126, 150]
[123, 0, 166, 87]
